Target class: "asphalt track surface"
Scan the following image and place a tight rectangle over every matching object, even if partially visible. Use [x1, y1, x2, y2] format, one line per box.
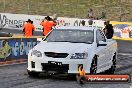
[0, 40, 132, 88]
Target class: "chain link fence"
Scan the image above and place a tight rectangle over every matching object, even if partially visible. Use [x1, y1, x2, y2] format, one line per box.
[0, 0, 132, 21]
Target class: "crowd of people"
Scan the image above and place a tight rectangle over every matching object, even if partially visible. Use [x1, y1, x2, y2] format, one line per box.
[87, 8, 106, 20]
[81, 19, 114, 39]
[23, 10, 113, 39]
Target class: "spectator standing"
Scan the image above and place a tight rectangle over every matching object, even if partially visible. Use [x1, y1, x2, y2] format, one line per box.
[23, 19, 35, 37]
[40, 16, 57, 36]
[101, 11, 106, 19]
[81, 20, 85, 26]
[88, 19, 93, 27]
[87, 8, 94, 18]
[103, 20, 114, 39]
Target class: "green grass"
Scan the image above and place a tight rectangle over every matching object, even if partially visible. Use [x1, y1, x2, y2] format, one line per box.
[0, 0, 132, 21]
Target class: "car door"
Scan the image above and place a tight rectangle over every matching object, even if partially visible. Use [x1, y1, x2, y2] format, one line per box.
[95, 29, 108, 70]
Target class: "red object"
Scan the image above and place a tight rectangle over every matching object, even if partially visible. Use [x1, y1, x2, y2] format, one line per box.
[85, 75, 130, 82]
[23, 23, 35, 37]
[41, 21, 56, 36]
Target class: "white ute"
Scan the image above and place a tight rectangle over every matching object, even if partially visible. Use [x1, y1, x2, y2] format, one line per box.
[27, 26, 117, 76]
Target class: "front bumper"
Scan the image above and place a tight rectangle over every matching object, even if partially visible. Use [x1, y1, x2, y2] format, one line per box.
[27, 56, 90, 74]
[28, 61, 69, 74]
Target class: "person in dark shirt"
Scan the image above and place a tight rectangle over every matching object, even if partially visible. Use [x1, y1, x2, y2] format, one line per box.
[81, 20, 85, 26]
[88, 19, 93, 26]
[87, 8, 94, 18]
[103, 20, 114, 39]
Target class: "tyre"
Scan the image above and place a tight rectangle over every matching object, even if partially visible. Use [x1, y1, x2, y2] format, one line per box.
[108, 53, 116, 74]
[77, 76, 87, 84]
[67, 74, 76, 80]
[28, 71, 40, 77]
[90, 56, 97, 74]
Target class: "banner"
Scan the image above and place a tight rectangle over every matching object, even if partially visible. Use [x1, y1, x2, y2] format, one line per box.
[0, 13, 105, 31]
[0, 13, 44, 31]
[111, 21, 132, 38]
[77, 75, 130, 84]
[0, 38, 39, 62]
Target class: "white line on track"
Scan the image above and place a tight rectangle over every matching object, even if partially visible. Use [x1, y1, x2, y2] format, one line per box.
[118, 53, 132, 56]
[0, 62, 27, 67]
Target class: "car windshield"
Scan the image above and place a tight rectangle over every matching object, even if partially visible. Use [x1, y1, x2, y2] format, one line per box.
[44, 29, 94, 44]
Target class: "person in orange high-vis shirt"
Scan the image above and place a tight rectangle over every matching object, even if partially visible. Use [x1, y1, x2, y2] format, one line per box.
[77, 65, 86, 85]
[79, 65, 86, 76]
[40, 16, 57, 36]
[23, 19, 35, 37]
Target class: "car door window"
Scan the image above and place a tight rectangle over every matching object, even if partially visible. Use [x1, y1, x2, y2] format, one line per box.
[96, 29, 106, 43]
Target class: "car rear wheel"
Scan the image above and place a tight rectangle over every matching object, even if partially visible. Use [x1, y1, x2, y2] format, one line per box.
[90, 56, 97, 74]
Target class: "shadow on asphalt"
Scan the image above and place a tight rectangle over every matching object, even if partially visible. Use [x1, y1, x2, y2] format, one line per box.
[27, 72, 114, 81]
[28, 73, 77, 81]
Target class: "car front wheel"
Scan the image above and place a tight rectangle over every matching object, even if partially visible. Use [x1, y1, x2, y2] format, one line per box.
[105, 53, 116, 74]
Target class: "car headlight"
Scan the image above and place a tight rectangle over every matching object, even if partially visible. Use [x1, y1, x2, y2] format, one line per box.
[31, 50, 42, 57]
[70, 53, 88, 59]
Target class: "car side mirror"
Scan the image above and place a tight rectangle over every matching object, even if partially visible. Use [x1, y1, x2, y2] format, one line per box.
[97, 41, 107, 47]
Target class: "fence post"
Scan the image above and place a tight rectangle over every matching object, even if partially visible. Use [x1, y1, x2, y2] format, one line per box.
[3, 0, 5, 12]
[28, 0, 30, 14]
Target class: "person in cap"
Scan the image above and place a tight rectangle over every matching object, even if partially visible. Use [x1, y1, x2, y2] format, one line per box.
[23, 19, 35, 37]
[40, 16, 57, 36]
[103, 20, 114, 39]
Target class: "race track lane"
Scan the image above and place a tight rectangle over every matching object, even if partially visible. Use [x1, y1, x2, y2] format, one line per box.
[0, 55, 131, 88]
[117, 40, 132, 54]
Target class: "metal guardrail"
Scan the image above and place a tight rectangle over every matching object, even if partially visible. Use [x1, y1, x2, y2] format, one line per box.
[0, 32, 13, 37]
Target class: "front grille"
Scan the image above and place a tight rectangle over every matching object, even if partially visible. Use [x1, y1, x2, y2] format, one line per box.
[44, 52, 69, 58]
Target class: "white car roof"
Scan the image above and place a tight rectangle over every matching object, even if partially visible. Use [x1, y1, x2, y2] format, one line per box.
[55, 26, 96, 31]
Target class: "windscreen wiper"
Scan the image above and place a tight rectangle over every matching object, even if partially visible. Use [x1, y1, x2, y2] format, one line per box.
[66, 41, 92, 44]
[45, 41, 92, 44]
